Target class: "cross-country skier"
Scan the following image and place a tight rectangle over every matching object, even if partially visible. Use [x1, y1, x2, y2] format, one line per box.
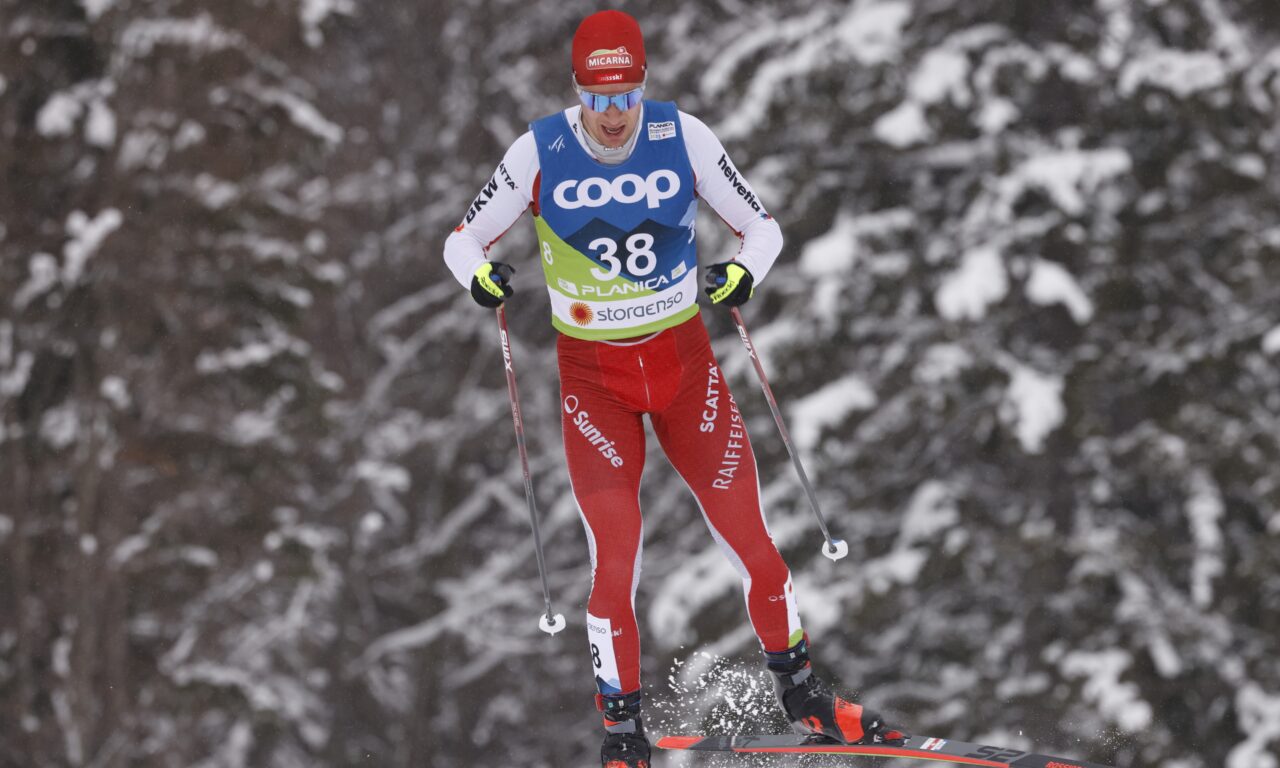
[443, 11, 906, 767]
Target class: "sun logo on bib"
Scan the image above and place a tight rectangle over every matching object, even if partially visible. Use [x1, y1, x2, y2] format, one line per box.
[570, 302, 594, 326]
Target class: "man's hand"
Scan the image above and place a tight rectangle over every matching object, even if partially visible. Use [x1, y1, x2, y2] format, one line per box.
[470, 261, 515, 308]
[704, 262, 754, 307]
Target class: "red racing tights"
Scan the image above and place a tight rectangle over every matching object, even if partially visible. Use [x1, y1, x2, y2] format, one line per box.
[557, 313, 803, 699]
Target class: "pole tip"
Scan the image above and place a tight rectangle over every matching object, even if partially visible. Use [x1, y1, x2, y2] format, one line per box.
[539, 613, 566, 635]
[821, 539, 849, 561]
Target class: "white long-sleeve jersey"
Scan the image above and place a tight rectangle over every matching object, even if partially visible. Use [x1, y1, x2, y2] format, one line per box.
[444, 107, 783, 294]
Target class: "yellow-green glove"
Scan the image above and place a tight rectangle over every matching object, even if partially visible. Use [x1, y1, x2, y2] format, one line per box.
[470, 261, 515, 308]
[704, 262, 755, 307]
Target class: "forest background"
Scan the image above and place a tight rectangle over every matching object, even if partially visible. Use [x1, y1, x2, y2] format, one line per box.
[2, 1, 1279, 766]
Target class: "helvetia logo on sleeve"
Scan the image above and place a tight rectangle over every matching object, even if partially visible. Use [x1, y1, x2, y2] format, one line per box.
[586, 46, 633, 70]
[717, 153, 763, 212]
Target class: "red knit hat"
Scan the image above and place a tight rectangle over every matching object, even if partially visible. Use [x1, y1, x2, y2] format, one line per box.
[572, 10, 647, 87]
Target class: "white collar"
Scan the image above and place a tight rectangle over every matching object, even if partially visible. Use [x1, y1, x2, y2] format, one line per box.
[570, 104, 643, 165]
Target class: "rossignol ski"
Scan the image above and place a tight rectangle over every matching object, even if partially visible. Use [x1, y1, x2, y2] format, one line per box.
[657, 733, 1117, 768]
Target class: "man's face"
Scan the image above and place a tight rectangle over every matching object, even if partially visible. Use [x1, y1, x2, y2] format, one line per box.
[578, 81, 643, 149]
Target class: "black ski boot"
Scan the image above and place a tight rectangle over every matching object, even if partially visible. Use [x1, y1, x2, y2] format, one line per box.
[765, 638, 908, 746]
[598, 690, 651, 768]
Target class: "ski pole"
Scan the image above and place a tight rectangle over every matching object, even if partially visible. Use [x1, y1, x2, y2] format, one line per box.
[729, 307, 849, 562]
[496, 306, 566, 635]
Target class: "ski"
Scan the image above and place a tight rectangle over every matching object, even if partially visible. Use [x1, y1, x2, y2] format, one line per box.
[657, 733, 1118, 768]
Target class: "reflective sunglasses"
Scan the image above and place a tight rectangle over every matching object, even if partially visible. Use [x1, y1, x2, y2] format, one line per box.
[575, 83, 645, 113]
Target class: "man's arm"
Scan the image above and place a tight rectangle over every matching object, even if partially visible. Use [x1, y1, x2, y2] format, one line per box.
[443, 131, 540, 289]
[680, 112, 784, 284]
